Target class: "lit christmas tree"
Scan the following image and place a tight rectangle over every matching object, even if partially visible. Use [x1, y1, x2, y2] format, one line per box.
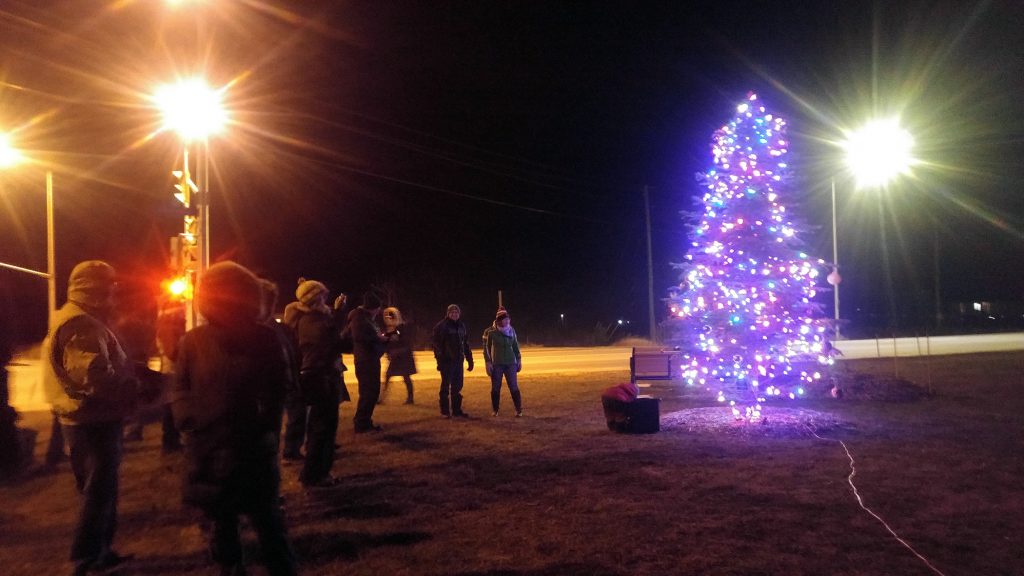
[666, 93, 833, 421]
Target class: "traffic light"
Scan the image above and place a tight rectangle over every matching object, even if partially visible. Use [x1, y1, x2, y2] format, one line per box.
[172, 167, 198, 208]
[180, 216, 199, 269]
[172, 148, 199, 208]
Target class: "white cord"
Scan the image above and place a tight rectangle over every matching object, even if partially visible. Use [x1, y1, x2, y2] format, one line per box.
[807, 426, 950, 576]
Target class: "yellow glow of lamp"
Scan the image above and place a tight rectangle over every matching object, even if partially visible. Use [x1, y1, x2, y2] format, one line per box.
[166, 277, 190, 299]
[842, 118, 915, 189]
[0, 132, 25, 169]
[153, 78, 228, 142]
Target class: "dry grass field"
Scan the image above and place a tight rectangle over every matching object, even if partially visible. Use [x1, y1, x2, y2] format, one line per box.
[2, 351, 1023, 576]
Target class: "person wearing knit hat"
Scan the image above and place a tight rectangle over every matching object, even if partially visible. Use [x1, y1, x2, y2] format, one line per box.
[172, 261, 297, 575]
[40, 260, 138, 573]
[347, 291, 388, 432]
[431, 304, 474, 418]
[280, 277, 349, 487]
[482, 307, 523, 417]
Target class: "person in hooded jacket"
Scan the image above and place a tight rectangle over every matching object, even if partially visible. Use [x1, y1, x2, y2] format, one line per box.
[171, 261, 296, 576]
[348, 292, 387, 433]
[41, 260, 138, 575]
[282, 278, 348, 487]
[431, 304, 474, 418]
[380, 306, 417, 405]
[482, 307, 523, 417]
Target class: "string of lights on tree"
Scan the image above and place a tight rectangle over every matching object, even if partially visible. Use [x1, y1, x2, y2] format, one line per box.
[666, 93, 834, 421]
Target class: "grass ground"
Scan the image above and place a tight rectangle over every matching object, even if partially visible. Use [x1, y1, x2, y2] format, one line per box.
[2, 351, 1023, 576]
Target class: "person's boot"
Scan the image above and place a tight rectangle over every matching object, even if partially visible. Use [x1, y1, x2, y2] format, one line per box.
[491, 391, 500, 416]
[512, 389, 523, 417]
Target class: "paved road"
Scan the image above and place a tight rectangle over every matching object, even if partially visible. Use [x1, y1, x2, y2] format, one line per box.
[8, 333, 1022, 412]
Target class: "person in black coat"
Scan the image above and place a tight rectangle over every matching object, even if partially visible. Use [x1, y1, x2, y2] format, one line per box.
[171, 261, 296, 576]
[348, 292, 387, 433]
[381, 307, 417, 405]
[282, 279, 348, 487]
[431, 304, 474, 418]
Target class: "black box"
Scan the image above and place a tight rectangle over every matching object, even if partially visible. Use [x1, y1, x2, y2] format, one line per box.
[629, 396, 660, 434]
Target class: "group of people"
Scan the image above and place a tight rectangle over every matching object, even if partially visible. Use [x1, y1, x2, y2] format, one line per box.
[41, 259, 525, 576]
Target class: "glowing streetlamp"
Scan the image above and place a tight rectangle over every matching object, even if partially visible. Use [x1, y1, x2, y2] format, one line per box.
[153, 77, 227, 327]
[830, 117, 916, 339]
[0, 132, 56, 324]
[153, 77, 228, 275]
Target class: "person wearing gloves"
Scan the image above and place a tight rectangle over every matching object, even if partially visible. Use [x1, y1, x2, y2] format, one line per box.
[41, 260, 139, 575]
[431, 304, 474, 418]
[482, 307, 523, 417]
[282, 278, 349, 487]
[171, 261, 296, 575]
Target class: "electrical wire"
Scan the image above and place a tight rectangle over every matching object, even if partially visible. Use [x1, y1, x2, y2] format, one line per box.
[806, 426, 950, 576]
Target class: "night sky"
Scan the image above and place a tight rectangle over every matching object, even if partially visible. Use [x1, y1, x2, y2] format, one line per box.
[2, 0, 1023, 344]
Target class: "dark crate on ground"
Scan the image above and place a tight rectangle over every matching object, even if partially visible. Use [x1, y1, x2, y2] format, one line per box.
[628, 396, 660, 433]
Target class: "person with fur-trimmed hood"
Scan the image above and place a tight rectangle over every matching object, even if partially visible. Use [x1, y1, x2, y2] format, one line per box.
[381, 306, 417, 405]
[282, 278, 348, 487]
[482, 307, 523, 417]
[41, 260, 138, 575]
[171, 261, 296, 576]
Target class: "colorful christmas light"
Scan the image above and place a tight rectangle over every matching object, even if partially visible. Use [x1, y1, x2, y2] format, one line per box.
[666, 93, 834, 421]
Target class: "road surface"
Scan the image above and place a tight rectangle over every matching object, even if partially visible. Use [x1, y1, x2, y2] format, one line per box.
[7, 333, 1022, 412]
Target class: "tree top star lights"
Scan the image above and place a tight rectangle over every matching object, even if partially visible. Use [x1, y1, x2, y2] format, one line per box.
[666, 93, 834, 421]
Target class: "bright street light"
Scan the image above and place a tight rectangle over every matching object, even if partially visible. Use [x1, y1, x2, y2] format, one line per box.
[152, 76, 229, 328]
[842, 118, 915, 189]
[830, 117, 916, 339]
[0, 131, 56, 324]
[153, 78, 228, 142]
[0, 132, 25, 169]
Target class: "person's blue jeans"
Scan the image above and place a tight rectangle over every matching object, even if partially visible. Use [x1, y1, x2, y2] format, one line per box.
[489, 364, 522, 413]
[65, 421, 123, 565]
[438, 362, 465, 415]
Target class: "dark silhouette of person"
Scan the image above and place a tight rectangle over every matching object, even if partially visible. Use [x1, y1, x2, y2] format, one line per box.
[282, 279, 348, 487]
[432, 304, 474, 418]
[171, 261, 296, 575]
[348, 292, 387, 432]
[381, 306, 417, 405]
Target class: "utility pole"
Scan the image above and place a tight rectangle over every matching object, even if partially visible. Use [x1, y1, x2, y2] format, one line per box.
[644, 185, 657, 342]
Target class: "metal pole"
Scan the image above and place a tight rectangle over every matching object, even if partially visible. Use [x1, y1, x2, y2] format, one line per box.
[643, 185, 656, 342]
[46, 170, 56, 323]
[199, 139, 210, 275]
[831, 178, 840, 340]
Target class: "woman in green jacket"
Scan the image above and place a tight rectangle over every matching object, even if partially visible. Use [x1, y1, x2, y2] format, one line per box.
[482, 308, 523, 417]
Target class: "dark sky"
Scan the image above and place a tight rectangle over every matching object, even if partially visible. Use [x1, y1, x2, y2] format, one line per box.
[2, 0, 1023, 343]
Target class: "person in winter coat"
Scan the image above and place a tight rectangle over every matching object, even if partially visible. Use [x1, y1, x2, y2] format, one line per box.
[380, 307, 417, 405]
[431, 304, 474, 418]
[171, 261, 296, 576]
[41, 260, 138, 575]
[348, 292, 387, 432]
[282, 279, 348, 487]
[482, 307, 523, 417]
[154, 301, 185, 453]
[259, 279, 300, 436]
